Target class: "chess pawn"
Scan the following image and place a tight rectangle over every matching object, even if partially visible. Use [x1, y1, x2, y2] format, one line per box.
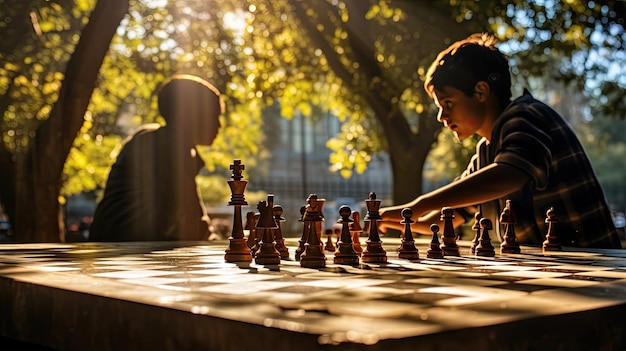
[295, 206, 307, 260]
[426, 224, 444, 259]
[245, 211, 259, 254]
[542, 207, 562, 252]
[361, 192, 388, 263]
[224, 159, 253, 262]
[333, 205, 360, 265]
[273, 205, 289, 259]
[253, 195, 281, 265]
[398, 208, 419, 260]
[324, 229, 336, 252]
[476, 218, 496, 257]
[300, 194, 327, 268]
[470, 212, 482, 254]
[349, 211, 363, 255]
[440, 207, 460, 256]
[500, 200, 521, 254]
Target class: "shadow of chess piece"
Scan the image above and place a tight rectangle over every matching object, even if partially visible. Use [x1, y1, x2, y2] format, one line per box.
[361, 192, 388, 263]
[245, 211, 259, 255]
[542, 207, 562, 252]
[398, 208, 419, 260]
[295, 206, 307, 261]
[470, 212, 482, 254]
[324, 229, 336, 252]
[440, 207, 460, 256]
[273, 205, 289, 259]
[254, 195, 281, 265]
[426, 224, 444, 259]
[500, 200, 521, 254]
[300, 194, 327, 268]
[333, 205, 360, 265]
[225, 160, 253, 262]
[476, 218, 496, 257]
[350, 211, 363, 255]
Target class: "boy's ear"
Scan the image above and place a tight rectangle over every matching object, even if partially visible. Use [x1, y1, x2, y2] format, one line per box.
[474, 81, 490, 102]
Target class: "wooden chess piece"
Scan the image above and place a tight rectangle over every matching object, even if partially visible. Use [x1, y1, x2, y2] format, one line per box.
[300, 194, 327, 268]
[295, 206, 307, 260]
[324, 229, 336, 252]
[333, 205, 360, 265]
[224, 160, 253, 262]
[500, 200, 521, 254]
[426, 224, 444, 259]
[440, 207, 460, 256]
[349, 211, 363, 255]
[253, 195, 281, 265]
[470, 212, 482, 254]
[398, 208, 419, 260]
[245, 211, 258, 254]
[542, 207, 562, 252]
[476, 218, 496, 257]
[273, 205, 289, 259]
[361, 192, 388, 263]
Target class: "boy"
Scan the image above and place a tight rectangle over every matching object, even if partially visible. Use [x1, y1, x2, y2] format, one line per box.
[378, 33, 620, 249]
[90, 74, 223, 241]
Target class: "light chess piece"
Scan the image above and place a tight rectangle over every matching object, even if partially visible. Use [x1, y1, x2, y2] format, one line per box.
[361, 192, 387, 263]
[470, 212, 482, 254]
[398, 208, 419, 260]
[543, 207, 562, 252]
[224, 160, 252, 263]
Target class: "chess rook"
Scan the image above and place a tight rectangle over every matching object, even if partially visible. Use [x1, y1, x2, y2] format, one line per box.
[398, 208, 419, 260]
[426, 224, 444, 259]
[543, 207, 563, 252]
[440, 207, 460, 256]
[360, 192, 388, 263]
[500, 199, 521, 254]
[300, 194, 327, 268]
[333, 205, 360, 265]
[224, 159, 252, 263]
[253, 195, 281, 265]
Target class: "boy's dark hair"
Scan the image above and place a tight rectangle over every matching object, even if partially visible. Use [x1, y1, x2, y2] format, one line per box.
[424, 33, 512, 108]
[157, 74, 224, 127]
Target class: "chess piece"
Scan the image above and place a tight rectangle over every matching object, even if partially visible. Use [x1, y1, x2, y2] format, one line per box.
[500, 200, 521, 254]
[224, 160, 253, 262]
[440, 207, 460, 256]
[349, 211, 363, 255]
[333, 205, 360, 265]
[295, 206, 307, 260]
[273, 205, 289, 259]
[253, 195, 281, 265]
[361, 192, 388, 263]
[542, 207, 562, 252]
[476, 218, 496, 257]
[398, 208, 419, 260]
[300, 194, 327, 268]
[426, 224, 444, 259]
[245, 211, 258, 253]
[470, 212, 482, 254]
[324, 229, 336, 252]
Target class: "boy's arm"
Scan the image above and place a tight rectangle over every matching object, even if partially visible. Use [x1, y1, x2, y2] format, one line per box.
[379, 162, 530, 233]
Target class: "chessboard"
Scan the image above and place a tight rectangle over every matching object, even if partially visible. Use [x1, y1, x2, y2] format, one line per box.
[2, 238, 626, 350]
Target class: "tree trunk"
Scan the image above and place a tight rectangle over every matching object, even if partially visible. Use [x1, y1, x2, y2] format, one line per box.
[12, 0, 129, 242]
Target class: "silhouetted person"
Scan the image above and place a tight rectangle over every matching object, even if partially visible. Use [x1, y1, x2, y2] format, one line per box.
[90, 74, 223, 241]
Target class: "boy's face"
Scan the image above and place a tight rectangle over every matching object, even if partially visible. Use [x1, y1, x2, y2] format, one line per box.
[433, 86, 487, 140]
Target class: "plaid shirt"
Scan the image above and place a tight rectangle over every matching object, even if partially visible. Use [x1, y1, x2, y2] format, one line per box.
[460, 90, 620, 248]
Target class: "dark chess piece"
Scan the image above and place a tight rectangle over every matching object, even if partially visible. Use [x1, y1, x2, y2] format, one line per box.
[333, 205, 360, 265]
[426, 224, 444, 259]
[295, 206, 307, 260]
[349, 211, 363, 255]
[500, 199, 521, 254]
[324, 229, 336, 252]
[440, 207, 460, 256]
[361, 192, 388, 263]
[273, 205, 289, 259]
[253, 195, 281, 265]
[245, 211, 258, 254]
[470, 212, 482, 254]
[476, 218, 496, 257]
[398, 208, 419, 260]
[542, 207, 562, 252]
[300, 194, 327, 268]
[224, 160, 253, 262]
